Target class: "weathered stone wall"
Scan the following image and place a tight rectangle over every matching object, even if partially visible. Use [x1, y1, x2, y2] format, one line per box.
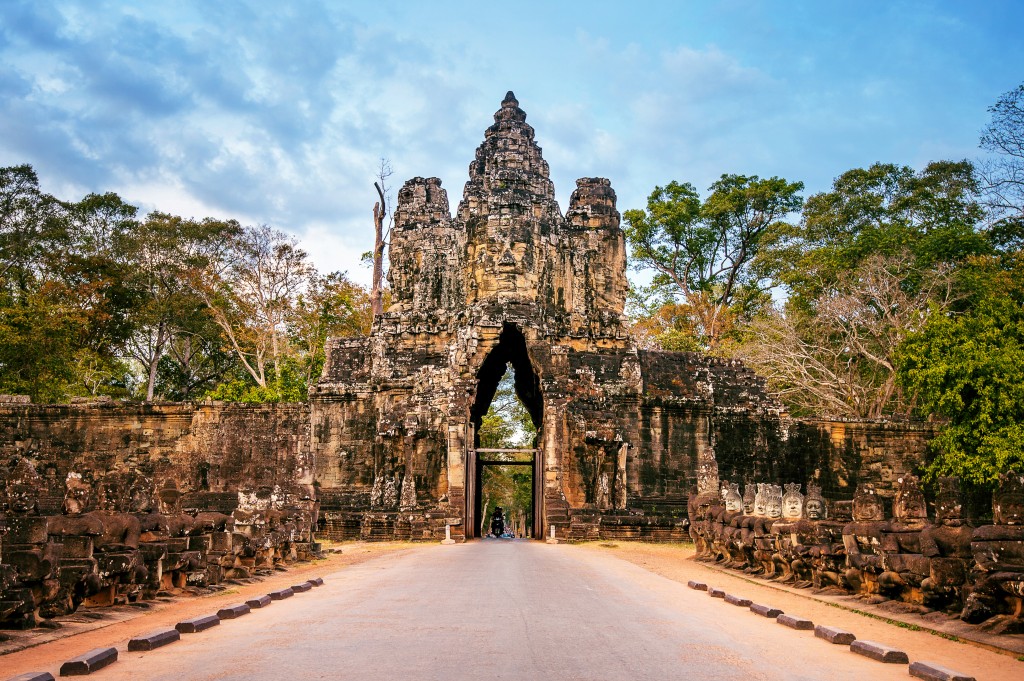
[0, 401, 312, 514]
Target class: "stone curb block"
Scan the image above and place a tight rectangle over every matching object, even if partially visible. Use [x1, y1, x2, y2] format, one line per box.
[269, 588, 294, 600]
[217, 603, 251, 619]
[291, 582, 312, 593]
[59, 647, 118, 676]
[708, 587, 726, 598]
[310, 577, 324, 586]
[246, 595, 272, 609]
[849, 640, 908, 664]
[686, 580, 707, 591]
[175, 614, 220, 633]
[749, 603, 783, 618]
[909, 661, 977, 681]
[814, 625, 856, 644]
[777, 614, 813, 630]
[127, 629, 180, 651]
[724, 594, 752, 607]
[5, 673, 55, 681]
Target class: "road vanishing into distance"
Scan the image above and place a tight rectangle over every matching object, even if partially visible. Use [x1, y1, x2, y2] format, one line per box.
[73, 541, 915, 681]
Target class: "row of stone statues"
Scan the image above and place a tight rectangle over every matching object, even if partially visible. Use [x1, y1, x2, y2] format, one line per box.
[0, 457, 320, 629]
[687, 473, 1024, 634]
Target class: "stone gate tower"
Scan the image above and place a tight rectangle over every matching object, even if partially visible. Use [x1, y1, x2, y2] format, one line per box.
[310, 93, 784, 541]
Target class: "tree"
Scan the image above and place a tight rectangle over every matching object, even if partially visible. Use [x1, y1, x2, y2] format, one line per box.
[0, 171, 144, 400]
[123, 213, 240, 401]
[291, 271, 372, 387]
[734, 252, 958, 418]
[624, 175, 803, 350]
[370, 159, 393, 318]
[731, 161, 989, 418]
[979, 83, 1024, 225]
[897, 253, 1024, 484]
[757, 161, 988, 312]
[197, 225, 312, 391]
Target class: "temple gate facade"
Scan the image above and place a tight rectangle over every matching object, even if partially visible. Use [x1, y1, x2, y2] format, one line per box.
[310, 92, 835, 542]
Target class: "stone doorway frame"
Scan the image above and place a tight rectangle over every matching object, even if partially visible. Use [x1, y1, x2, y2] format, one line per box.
[467, 446, 544, 539]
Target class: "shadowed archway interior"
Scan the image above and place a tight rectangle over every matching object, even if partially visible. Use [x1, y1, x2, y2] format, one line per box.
[469, 323, 543, 448]
[467, 323, 544, 538]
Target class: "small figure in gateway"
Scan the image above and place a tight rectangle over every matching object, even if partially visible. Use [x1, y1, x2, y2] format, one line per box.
[491, 507, 505, 538]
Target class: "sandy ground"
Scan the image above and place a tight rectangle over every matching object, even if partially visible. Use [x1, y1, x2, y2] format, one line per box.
[576, 541, 1024, 680]
[0, 542, 412, 676]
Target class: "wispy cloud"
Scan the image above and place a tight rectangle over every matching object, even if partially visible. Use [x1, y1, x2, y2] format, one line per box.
[0, 0, 1020, 283]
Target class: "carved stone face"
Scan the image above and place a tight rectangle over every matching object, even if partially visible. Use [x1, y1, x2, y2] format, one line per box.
[3, 458, 42, 515]
[805, 498, 824, 520]
[742, 486, 755, 515]
[853, 485, 884, 522]
[129, 478, 154, 513]
[1001, 498, 1024, 525]
[782, 495, 803, 520]
[766, 492, 783, 519]
[935, 477, 962, 523]
[98, 478, 124, 512]
[6, 483, 36, 514]
[63, 474, 92, 515]
[753, 486, 767, 516]
[724, 489, 742, 513]
[994, 473, 1024, 525]
[894, 491, 927, 522]
[157, 485, 183, 515]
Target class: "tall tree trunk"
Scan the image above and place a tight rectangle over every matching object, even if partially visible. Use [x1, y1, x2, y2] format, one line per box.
[371, 181, 386, 318]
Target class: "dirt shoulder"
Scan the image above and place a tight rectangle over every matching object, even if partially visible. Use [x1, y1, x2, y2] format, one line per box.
[0, 542, 416, 673]
[574, 541, 1024, 681]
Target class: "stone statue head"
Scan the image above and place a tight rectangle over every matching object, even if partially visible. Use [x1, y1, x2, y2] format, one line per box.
[893, 475, 928, 523]
[742, 485, 756, 515]
[2, 457, 42, 515]
[934, 476, 963, 524]
[97, 472, 129, 512]
[723, 482, 742, 513]
[765, 484, 784, 519]
[62, 472, 93, 515]
[127, 473, 154, 513]
[993, 472, 1024, 525]
[805, 483, 827, 520]
[156, 479, 184, 515]
[852, 483, 884, 522]
[782, 483, 804, 520]
[753, 483, 768, 516]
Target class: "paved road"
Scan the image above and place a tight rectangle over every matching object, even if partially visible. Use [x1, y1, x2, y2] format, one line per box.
[94, 541, 907, 681]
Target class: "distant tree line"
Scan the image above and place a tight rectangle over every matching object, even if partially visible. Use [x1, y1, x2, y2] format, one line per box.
[625, 83, 1024, 486]
[0, 166, 371, 403]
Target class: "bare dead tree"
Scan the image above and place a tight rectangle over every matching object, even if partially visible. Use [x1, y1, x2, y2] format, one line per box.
[734, 252, 958, 418]
[371, 159, 393, 318]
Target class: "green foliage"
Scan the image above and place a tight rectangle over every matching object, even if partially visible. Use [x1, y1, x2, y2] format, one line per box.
[0, 164, 372, 403]
[204, 357, 308, 403]
[896, 255, 1024, 484]
[758, 161, 988, 311]
[624, 174, 802, 350]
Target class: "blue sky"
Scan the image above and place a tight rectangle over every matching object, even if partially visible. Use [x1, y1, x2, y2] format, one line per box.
[1, 1, 1020, 283]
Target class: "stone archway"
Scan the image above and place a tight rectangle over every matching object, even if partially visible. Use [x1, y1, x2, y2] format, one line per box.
[465, 323, 545, 539]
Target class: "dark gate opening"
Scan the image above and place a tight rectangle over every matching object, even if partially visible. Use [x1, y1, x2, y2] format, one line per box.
[467, 323, 544, 539]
